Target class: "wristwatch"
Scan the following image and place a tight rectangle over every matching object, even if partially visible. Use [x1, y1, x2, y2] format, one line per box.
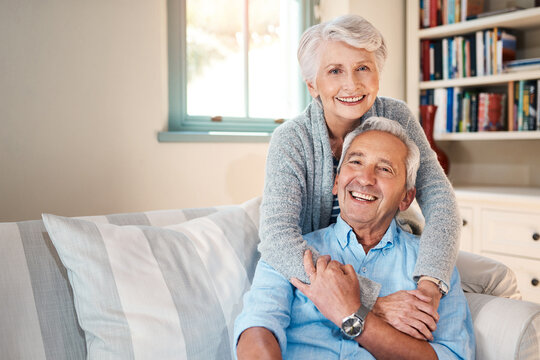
[341, 304, 370, 339]
[419, 276, 449, 295]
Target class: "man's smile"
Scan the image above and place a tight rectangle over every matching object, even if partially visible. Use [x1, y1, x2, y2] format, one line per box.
[350, 191, 377, 202]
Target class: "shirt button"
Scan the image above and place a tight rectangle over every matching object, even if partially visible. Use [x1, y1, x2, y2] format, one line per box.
[361, 267, 367, 273]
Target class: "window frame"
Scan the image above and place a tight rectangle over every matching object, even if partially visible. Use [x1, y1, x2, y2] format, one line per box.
[163, 0, 318, 138]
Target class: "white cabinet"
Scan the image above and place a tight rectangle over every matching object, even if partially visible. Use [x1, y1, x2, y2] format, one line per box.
[455, 187, 540, 303]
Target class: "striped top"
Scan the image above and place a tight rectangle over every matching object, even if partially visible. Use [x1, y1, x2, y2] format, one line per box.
[330, 157, 340, 224]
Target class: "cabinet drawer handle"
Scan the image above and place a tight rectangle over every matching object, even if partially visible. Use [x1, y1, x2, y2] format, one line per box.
[462, 219, 468, 227]
[533, 233, 540, 241]
[532, 278, 539, 287]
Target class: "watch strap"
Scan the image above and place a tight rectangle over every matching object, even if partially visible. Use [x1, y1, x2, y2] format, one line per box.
[419, 275, 448, 295]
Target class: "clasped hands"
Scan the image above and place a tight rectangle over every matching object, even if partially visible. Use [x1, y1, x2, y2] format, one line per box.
[291, 249, 441, 341]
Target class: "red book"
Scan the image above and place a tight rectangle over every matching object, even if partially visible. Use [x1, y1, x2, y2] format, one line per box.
[430, 0, 438, 27]
[477, 93, 487, 131]
[422, 40, 431, 81]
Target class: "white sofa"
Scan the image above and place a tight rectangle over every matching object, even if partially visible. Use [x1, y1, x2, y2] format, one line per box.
[1, 197, 539, 359]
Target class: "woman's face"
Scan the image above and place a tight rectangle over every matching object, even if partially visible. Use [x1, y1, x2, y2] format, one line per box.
[307, 41, 380, 128]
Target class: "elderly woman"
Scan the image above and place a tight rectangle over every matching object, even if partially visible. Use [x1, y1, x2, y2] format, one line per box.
[258, 14, 460, 339]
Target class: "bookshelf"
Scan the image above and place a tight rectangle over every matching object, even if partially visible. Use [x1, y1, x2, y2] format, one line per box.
[406, 1, 540, 141]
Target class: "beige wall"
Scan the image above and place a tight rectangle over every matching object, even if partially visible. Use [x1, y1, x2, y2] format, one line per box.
[0, 0, 405, 221]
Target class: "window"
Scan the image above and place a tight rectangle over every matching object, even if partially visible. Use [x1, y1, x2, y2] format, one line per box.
[164, 0, 318, 138]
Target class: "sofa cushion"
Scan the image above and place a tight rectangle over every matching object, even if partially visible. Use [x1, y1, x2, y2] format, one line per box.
[0, 202, 243, 360]
[457, 250, 521, 299]
[42, 198, 261, 360]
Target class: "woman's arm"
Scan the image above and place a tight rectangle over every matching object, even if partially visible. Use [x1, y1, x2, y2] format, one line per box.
[399, 102, 461, 290]
[258, 122, 315, 283]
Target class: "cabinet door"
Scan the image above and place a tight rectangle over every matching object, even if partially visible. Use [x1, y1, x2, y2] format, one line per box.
[481, 209, 540, 259]
[482, 252, 540, 304]
[459, 206, 474, 252]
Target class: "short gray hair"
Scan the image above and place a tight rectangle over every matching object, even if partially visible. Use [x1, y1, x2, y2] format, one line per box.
[297, 15, 387, 84]
[337, 117, 420, 190]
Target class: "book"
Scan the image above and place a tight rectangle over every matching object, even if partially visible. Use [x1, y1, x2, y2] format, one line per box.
[421, 40, 431, 81]
[487, 93, 506, 131]
[475, 31, 484, 76]
[461, 92, 471, 132]
[465, 0, 484, 19]
[433, 40, 443, 80]
[527, 80, 537, 131]
[434, 88, 447, 134]
[485, 30, 492, 75]
[470, 92, 478, 132]
[429, 43, 435, 80]
[446, 87, 454, 132]
[469, 33, 477, 77]
[523, 86, 530, 130]
[442, 38, 449, 79]
[518, 80, 524, 130]
[508, 81, 514, 131]
[430, 0, 438, 27]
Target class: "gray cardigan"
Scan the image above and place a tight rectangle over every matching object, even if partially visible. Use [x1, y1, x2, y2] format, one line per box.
[259, 97, 461, 308]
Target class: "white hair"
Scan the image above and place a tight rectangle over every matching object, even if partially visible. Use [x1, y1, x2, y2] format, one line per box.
[297, 14, 388, 84]
[337, 117, 420, 190]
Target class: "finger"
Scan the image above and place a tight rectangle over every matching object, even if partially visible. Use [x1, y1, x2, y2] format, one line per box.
[406, 289, 432, 303]
[316, 255, 330, 272]
[412, 299, 440, 323]
[303, 250, 316, 277]
[407, 318, 433, 341]
[394, 322, 428, 341]
[415, 311, 437, 332]
[341, 264, 356, 276]
[327, 260, 343, 272]
[290, 277, 309, 294]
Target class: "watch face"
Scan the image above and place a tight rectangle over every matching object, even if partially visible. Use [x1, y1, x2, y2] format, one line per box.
[342, 316, 363, 337]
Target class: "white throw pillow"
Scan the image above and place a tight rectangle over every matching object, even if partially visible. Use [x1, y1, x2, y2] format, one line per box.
[42, 199, 261, 360]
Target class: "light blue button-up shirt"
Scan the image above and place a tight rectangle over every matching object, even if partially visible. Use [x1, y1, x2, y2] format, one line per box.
[234, 217, 475, 359]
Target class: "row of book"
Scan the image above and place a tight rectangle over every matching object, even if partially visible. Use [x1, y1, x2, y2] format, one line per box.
[420, 0, 485, 28]
[420, 79, 540, 134]
[420, 28, 516, 81]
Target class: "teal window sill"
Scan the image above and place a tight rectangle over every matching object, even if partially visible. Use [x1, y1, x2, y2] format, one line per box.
[157, 131, 272, 143]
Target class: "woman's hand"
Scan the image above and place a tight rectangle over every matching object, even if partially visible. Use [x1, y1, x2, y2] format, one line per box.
[290, 249, 361, 327]
[371, 288, 439, 341]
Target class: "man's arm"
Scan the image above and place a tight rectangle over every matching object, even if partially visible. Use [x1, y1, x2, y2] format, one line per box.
[237, 327, 281, 360]
[233, 261, 294, 359]
[291, 250, 437, 360]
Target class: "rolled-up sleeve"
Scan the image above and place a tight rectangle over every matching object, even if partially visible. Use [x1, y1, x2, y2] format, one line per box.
[233, 261, 295, 358]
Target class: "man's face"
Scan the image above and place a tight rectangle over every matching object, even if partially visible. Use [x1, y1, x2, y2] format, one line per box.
[333, 130, 415, 232]
[307, 41, 379, 128]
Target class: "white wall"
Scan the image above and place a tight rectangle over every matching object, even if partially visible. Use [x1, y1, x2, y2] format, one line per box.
[0, 0, 405, 221]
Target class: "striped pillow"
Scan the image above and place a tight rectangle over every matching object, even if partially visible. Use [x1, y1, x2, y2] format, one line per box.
[42, 198, 260, 360]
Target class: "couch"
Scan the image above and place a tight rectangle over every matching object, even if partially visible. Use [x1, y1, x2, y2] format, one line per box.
[1, 197, 539, 359]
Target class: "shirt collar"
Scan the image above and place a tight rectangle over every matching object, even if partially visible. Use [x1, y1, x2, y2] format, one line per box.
[334, 215, 397, 252]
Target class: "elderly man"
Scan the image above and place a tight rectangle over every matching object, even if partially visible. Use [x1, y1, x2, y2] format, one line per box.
[234, 116, 475, 359]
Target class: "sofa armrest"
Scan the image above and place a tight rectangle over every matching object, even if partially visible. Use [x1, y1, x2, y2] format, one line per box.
[465, 293, 540, 359]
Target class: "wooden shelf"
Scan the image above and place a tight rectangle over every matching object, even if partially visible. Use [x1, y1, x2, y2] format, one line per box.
[418, 7, 540, 39]
[434, 131, 540, 141]
[420, 69, 540, 89]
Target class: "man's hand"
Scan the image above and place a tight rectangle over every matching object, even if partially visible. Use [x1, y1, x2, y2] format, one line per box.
[290, 249, 361, 327]
[372, 290, 439, 341]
